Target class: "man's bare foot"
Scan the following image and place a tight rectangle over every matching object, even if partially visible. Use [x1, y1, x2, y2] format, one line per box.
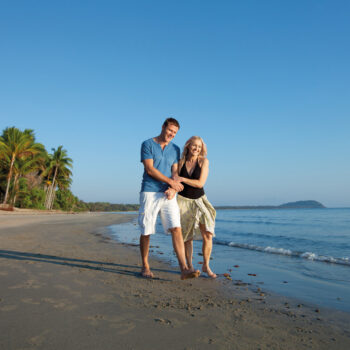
[180, 269, 201, 280]
[187, 265, 196, 273]
[141, 267, 154, 278]
[202, 266, 217, 278]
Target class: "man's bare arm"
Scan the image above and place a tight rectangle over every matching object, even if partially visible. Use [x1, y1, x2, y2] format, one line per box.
[143, 159, 183, 192]
[165, 163, 183, 200]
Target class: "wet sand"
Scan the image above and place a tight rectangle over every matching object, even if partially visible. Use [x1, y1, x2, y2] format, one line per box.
[0, 212, 349, 349]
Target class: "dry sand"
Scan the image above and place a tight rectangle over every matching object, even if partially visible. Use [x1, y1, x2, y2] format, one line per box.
[0, 211, 349, 349]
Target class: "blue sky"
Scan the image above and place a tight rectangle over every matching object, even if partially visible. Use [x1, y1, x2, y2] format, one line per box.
[1, 0, 349, 207]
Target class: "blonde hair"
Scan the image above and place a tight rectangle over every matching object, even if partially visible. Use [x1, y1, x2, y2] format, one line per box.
[178, 136, 207, 174]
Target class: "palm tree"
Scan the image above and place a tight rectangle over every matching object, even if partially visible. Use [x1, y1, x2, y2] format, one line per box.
[0, 127, 45, 205]
[44, 146, 73, 210]
[11, 150, 48, 205]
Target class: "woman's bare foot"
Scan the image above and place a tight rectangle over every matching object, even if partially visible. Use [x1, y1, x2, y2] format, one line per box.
[202, 265, 217, 278]
[181, 269, 201, 280]
[141, 267, 154, 278]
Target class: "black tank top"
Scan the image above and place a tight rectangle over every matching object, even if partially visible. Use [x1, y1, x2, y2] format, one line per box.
[178, 160, 205, 199]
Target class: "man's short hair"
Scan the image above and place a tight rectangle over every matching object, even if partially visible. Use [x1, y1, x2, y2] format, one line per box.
[163, 118, 180, 129]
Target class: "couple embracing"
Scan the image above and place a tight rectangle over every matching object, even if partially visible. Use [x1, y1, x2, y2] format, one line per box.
[138, 118, 216, 280]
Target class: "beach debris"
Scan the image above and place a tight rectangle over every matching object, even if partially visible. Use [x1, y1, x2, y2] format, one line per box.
[154, 318, 171, 325]
[248, 273, 257, 276]
[234, 265, 240, 268]
[220, 273, 232, 281]
[315, 309, 320, 313]
[297, 304, 302, 308]
[234, 281, 248, 286]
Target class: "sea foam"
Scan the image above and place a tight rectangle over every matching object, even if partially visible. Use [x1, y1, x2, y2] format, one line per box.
[215, 239, 350, 267]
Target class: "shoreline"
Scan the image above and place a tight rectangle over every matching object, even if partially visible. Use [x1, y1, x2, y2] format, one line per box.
[108, 215, 350, 314]
[1, 213, 350, 349]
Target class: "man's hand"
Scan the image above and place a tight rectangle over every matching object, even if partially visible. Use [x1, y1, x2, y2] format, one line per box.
[169, 179, 184, 192]
[165, 188, 176, 200]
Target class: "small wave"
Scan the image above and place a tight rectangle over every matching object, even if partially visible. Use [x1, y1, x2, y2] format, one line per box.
[217, 219, 293, 226]
[226, 231, 321, 246]
[214, 239, 350, 267]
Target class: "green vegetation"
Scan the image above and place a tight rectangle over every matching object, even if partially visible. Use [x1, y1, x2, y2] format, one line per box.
[0, 126, 139, 212]
[83, 202, 139, 212]
[0, 126, 86, 211]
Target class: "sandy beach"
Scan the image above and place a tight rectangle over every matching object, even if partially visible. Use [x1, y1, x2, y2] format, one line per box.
[0, 212, 349, 349]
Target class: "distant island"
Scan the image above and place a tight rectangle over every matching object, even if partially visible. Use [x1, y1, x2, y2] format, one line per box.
[215, 200, 326, 210]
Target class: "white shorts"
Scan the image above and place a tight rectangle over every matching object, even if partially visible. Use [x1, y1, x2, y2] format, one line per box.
[138, 192, 181, 235]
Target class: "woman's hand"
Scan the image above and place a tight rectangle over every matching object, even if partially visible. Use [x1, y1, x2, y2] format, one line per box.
[165, 187, 177, 200]
[173, 174, 184, 183]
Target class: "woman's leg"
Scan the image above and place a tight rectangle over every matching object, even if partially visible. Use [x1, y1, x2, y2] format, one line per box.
[199, 224, 217, 278]
[184, 239, 194, 272]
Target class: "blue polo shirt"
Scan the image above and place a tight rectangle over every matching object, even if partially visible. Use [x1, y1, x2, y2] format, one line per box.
[140, 138, 181, 192]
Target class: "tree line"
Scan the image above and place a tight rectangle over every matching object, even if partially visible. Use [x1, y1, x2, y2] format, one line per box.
[0, 127, 86, 211]
[0, 127, 139, 212]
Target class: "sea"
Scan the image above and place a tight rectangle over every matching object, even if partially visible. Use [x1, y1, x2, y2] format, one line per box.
[109, 208, 350, 312]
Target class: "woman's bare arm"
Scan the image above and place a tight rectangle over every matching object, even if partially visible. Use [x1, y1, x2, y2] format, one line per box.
[175, 159, 209, 188]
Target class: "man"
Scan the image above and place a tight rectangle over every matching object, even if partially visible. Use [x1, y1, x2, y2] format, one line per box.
[138, 118, 200, 279]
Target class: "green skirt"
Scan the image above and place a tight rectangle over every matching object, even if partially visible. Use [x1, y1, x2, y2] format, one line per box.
[177, 194, 216, 242]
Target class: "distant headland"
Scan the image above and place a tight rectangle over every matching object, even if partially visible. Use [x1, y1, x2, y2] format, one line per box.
[215, 200, 326, 210]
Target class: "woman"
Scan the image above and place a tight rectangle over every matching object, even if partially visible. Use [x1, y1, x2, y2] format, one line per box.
[175, 136, 216, 278]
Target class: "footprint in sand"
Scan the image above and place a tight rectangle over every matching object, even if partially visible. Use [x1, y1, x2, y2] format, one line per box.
[9, 279, 45, 290]
[39, 272, 53, 277]
[28, 330, 51, 347]
[90, 294, 115, 303]
[83, 315, 136, 334]
[1, 304, 18, 311]
[54, 284, 82, 297]
[42, 297, 77, 311]
[21, 298, 41, 305]
[73, 279, 90, 287]
[109, 320, 136, 334]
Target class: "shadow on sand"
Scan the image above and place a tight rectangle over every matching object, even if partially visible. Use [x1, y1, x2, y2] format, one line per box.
[0, 249, 176, 281]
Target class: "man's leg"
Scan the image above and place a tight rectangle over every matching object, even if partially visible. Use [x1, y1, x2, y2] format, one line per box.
[140, 234, 153, 278]
[138, 192, 159, 278]
[170, 227, 200, 279]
